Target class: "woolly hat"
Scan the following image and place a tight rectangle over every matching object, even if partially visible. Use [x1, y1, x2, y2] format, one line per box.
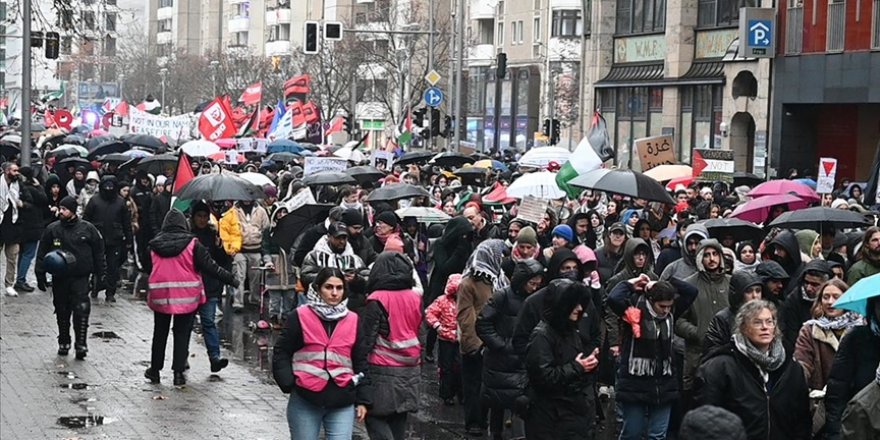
[59, 196, 77, 213]
[831, 198, 849, 210]
[375, 211, 399, 228]
[552, 224, 574, 242]
[680, 405, 746, 440]
[341, 209, 364, 227]
[155, 175, 167, 187]
[516, 226, 538, 246]
[444, 273, 463, 296]
[263, 184, 278, 198]
[384, 234, 405, 253]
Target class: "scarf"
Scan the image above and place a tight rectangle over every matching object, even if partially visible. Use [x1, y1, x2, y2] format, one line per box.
[0, 175, 19, 224]
[734, 332, 785, 373]
[511, 243, 541, 262]
[627, 295, 674, 377]
[374, 227, 393, 244]
[463, 239, 510, 291]
[803, 312, 864, 330]
[306, 284, 350, 321]
[340, 200, 363, 211]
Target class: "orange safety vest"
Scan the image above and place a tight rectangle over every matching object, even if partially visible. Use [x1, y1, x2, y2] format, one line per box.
[148, 239, 205, 315]
[292, 306, 359, 392]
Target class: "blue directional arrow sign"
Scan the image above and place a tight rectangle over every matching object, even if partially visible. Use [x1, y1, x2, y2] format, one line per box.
[748, 19, 771, 47]
[424, 87, 444, 108]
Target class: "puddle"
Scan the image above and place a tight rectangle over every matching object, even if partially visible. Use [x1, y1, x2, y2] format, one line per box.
[57, 416, 111, 429]
[91, 331, 121, 340]
[59, 383, 91, 390]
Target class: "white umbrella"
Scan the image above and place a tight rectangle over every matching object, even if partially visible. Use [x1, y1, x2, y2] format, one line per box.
[180, 140, 220, 157]
[506, 171, 567, 199]
[239, 172, 276, 188]
[333, 146, 366, 163]
[518, 146, 571, 169]
[396, 207, 451, 223]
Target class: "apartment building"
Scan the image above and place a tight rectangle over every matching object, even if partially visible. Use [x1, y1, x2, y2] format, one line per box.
[148, 0, 205, 56]
[3, 0, 64, 116]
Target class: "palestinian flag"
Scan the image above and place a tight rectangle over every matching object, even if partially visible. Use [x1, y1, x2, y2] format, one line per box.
[171, 153, 195, 212]
[236, 109, 259, 138]
[397, 110, 413, 146]
[40, 81, 65, 103]
[137, 98, 162, 115]
[555, 111, 608, 198]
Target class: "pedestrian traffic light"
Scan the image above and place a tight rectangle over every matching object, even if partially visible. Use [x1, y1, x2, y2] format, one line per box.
[442, 116, 453, 138]
[344, 114, 354, 134]
[303, 21, 319, 54]
[550, 118, 561, 145]
[429, 108, 441, 137]
[413, 108, 427, 127]
[45, 32, 60, 59]
[496, 52, 507, 79]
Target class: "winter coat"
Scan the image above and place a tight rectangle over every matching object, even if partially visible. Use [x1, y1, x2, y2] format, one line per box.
[678, 239, 730, 390]
[35, 216, 106, 280]
[148, 191, 171, 237]
[780, 259, 832, 354]
[131, 181, 152, 232]
[840, 380, 880, 440]
[696, 343, 811, 440]
[768, 231, 805, 296]
[654, 242, 682, 277]
[793, 323, 845, 391]
[217, 208, 242, 256]
[755, 260, 790, 305]
[17, 179, 48, 242]
[846, 255, 880, 285]
[301, 236, 367, 301]
[456, 275, 494, 355]
[191, 223, 231, 298]
[604, 238, 658, 347]
[348, 233, 378, 266]
[291, 221, 329, 267]
[524, 280, 594, 440]
[607, 277, 698, 405]
[660, 224, 709, 281]
[595, 244, 623, 284]
[427, 217, 475, 302]
[234, 203, 270, 251]
[823, 325, 880, 439]
[83, 177, 132, 247]
[425, 288, 458, 342]
[477, 259, 544, 407]
[272, 306, 371, 409]
[703, 270, 764, 360]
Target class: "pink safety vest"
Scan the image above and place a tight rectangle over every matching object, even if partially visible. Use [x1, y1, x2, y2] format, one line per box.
[147, 239, 205, 314]
[367, 289, 422, 367]
[292, 306, 358, 392]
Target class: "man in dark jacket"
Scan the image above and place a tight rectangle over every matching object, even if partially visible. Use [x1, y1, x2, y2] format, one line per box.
[148, 177, 172, 238]
[566, 211, 591, 246]
[463, 205, 502, 246]
[660, 223, 709, 281]
[14, 166, 47, 292]
[342, 208, 377, 266]
[755, 260, 790, 305]
[596, 222, 627, 283]
[766, 230, 806, 296]
[780, 259, 832, 353]
[83, 175, 132, 302]
[35, 196, 106, 360]
[702, 270, 764, 360]
[131, 171, 153, 272]
[654, 218, 695, 276]
[190, 202, 231, 373]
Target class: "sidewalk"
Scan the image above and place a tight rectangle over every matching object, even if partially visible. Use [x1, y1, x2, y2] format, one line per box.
[0, 289, 291, 439]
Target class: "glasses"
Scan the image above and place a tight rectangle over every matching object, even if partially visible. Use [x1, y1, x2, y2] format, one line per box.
[749, 318, 776, 328]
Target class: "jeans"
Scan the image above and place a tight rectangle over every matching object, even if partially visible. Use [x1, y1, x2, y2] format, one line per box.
[286, 392, 354, 440]
[150, 311, 196, 373]
[198, 297, 221, 360]
[232, 252, 261, 307]
[365, 412, 408, 440]
[619, 402, 672, 440]
[16, 240, 37, 285]
[462, 350, 487, 430]
[268, 289, 295, 319]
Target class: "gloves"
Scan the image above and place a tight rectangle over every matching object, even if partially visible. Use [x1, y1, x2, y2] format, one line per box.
[589, 271, 602, 289]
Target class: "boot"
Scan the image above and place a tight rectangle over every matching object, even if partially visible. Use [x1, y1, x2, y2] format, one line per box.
[144, 368, 160, 384]
[209, 357, 229, 373]
[73, 307, 90, 361]
[57, 344, 70, 356]
[173, 371, 186, 386]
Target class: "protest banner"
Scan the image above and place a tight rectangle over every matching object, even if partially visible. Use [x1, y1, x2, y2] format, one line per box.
[130, 107, 194, 141]
[303, 157, 348, 175]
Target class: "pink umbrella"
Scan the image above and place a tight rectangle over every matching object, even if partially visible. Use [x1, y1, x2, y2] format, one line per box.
[215, 138, 237, 149]
[748, 179, 820, 202]
[730, 194, 810, 223]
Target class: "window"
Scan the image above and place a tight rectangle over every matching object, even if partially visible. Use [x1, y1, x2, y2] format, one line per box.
[356, 0, 390, 24]
[512, 20, 523, 44]
[159, 0, 173, 7]
[786, 0, 804, 53]
[81, 64, 95, 81]
[83, 11, 96, 30]
[235, 3, 249, 18]
[356, 79, 388, 101]
[230, 31, 248, 47]
[269, 24, 290, 41]
[478, 19, 495, 44]
[104, 0, 117, 5]
[873, 0, 880, 48]
[552, 10, 583, 37]
[534, 0, 541, 9]
[158, 19, 172, 32]
[617, 87, 648, 120]
[498, 1, 505, 14]
[80, 39, 95, 55]
[59, 9, 74, 30]
[102, 64, 117, 83]
[497, 22, 504, 46]
[827, 0, 845, 51]
[104, 36, 116, 56]
[373, 39, 389, 53]
[61, 37, 72, 55]
[616, 0, 666, 34]
[533, 17, 541, 42]
[105, 13, 116, 32]
[698, 0, 757, 28]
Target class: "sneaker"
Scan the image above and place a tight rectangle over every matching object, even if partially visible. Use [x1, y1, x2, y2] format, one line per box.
[210, 357, 229, 373]
[75, 350, 87, 360]
[13, 282, 34, 293]
[4, 286, 18, 297]
[173, 372, 186, 386]
[144, 368, 160, 384]
[57, 344, 70, 356]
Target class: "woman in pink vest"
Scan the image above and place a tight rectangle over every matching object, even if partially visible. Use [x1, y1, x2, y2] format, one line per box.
[144, 209, 237, 386]
[357, 251, 423, 440]
[272, 267, 370, 440]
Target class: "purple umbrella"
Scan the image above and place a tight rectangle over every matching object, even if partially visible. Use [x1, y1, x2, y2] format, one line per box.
[730, 194, 810, 224]
[748, 179, 820, 203]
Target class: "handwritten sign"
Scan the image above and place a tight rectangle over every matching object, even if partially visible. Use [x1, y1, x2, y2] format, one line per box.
[636, 135, 676, 171]
[816, 157, 837, 194]
[129, 107, 193, 142]
[371, 150, 394, 171]
[516, 196, 548, 225]
[284, 188, 317, 212]
[303, 157, 348, 175]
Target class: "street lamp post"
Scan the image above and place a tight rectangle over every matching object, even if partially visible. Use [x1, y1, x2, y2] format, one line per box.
[159, 68, 168, 115]
[209, 60, 219, 97]
[118, 73, 125, 101]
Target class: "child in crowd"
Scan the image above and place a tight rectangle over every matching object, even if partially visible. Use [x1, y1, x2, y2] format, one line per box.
[425, 273, 463, 405]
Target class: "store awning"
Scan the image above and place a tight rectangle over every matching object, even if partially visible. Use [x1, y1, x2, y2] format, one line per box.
[594, 63, 665, 88]
[679, 61, 726, 85]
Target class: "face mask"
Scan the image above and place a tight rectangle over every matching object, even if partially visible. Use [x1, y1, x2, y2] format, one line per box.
[559, 271, 580, 281]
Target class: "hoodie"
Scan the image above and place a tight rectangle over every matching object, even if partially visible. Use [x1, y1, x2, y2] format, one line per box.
[795, 230, 821, 262]
[82, 175, 131, 246]
[768, 231, 805, 290]
[703, 271, 764, 360]
[149, 209, 235, 287]
[781, 259, 833, 353]
[660, 223, 709, 281]
[606, 238, 657, 293]
[546, 248, 582, 281]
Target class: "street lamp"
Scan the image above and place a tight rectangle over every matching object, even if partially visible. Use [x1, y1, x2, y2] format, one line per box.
[159, 68, 168, 115]
[209, 60, 219, 97]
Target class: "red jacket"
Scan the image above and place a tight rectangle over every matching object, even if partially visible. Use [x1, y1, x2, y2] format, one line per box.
[426, 292, 458, 342]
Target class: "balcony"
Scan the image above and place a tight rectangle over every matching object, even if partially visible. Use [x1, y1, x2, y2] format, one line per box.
[468, 44, 496, 65]
[471, 0, 498, 20]
[228, 17, 250, 33]
[156, 31, 172, 45]
[265, 8, 291, 26]
[157, 6, 173, 20]
[265, 40, 291, 56]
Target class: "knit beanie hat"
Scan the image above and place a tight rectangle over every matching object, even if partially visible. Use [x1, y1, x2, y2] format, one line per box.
[59, 196, 77, 213]
[384, 234, 405, 253]
[680, 405, 746, 440]
[516, 226, 538, 246]
[552, 224, 574, 242]
[444, 273, 463, 297]
[376, 211, 399, 228]
[341, 208, 364, 227]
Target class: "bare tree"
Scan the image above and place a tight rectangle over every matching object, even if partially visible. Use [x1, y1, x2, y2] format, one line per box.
[287, 38, 363, 121]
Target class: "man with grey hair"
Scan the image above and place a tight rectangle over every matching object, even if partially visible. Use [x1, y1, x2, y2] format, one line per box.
[1, 162, 22, 296]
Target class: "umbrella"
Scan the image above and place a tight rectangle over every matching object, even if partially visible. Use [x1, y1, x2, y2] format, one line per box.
[87, 139, 129, 159]
[570, 169, 676, 205]
[733, 172, 764, 188]
[0, 142, 19, 160]
[333, 146, 366, 163]
[62, 134, 87, 145]
[180, 140, 221, 157]
[86, 134, 118, 150]
[266, 152, 299, 164]
[271, 204, 334, 250]
[302, 171, 357, 186]
[366, 183, 430, 202]
[453, 167, 489, 185]
[98, 153, 134, 165]
[0, 133, 21, 145]
[703, 218, 764, 243]
[122, 149, 154, 159]
[346, 165, 385, 184]
[431, 152, 474, 168]
[125, 134, 166, 151]
[53, 157, 91, 175]
[136, 153, 179, 175]
[518, 146, 571, 169]
[239, 172, 276, 188]
[175, 173, 265, 201]
[473, 159, 509, 171]
[395, 207, 452, 223]
[729, 194, 810, 223]
[644, 165, 693, 182]
[665, 176, 695, 191]
[267, 139, 303, 154]
[767, 207, 873, 231]
[49, 144, 89, 160]
[748, 179, 820, 202]
[395, 151, 434, 166]
[795, 178, 818, 190]
[216, 138, 238, 149]
[833, 273, 880, 316]
[507, 171, 567, 199]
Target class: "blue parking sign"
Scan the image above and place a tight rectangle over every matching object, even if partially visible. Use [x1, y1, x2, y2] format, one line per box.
[749, 20, 772, 47]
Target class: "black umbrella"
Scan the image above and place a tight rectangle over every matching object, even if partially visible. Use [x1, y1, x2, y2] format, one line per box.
[88, 139, 129, 159]
[431, 152, 475, 168]
[703, 218, 764, 243]
[366, 183, 431, 202]
[175, 173, 265, 202]
[453, 167, 490, 186]
[125, 134, 166, 151]
[298, 142, 321, 152]
[346, 165, 385, 184]
[86, 135, 118, 150]
[569, 169, 676, 205]
[271, 204, 334, 249]
[266, 152, 299, 164]
[98, 153, 133, 165]
[53, 157, 91, 179]
[63, 134, 87, 145]
[733, 172, 764, 188]
[768, 207, 873, 231]
[0, 141, 19, 160]
[136, 153, 178, 175]
[302, 171, 357, 186]
[395, 151, 434, 166]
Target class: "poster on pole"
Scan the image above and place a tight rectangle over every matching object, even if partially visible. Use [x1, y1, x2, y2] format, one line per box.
[636, 134, 676, 171]
[129, 107, 194, 141]
[303, 157, 348, 175]
[816, 157, 837, 194]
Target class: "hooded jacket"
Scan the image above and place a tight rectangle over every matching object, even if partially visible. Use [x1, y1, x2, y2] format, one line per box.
[846, 228, 880, 285]
[678, 239, 730, 389]
[148, 210, 235, 289]
[301, 236, 367, 297]
[427, 217, 474, 303]
[477, 259, 544, 406]
[17, 173, 48, 242]
[702, 271, 763, 360]
[768, 231, 805, 294]
[795, 230, 821, 262]
[780, 259, 832, 353]
[660, 224, 709, 281]
[566, 212, 591, 246]
[755, 260, 790, 305]
[604, 238, 659, 347]
[83, 175, 132, 246]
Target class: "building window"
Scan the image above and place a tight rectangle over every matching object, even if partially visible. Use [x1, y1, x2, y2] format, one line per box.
[80, 39, 95, 56]
[786, 0, 804, 54]
[533, 17, 541, 42]
[59, 9, 74, 30]
[81, 64, 95, 81]
[616, 0, 666, 34]
[498, 1, 505, 14]
[373, 39, 389, 53]
[827, 0, 845, 52]
[61, 37, 72, 55]
[356, 79, 388, 101]
[231, 32, 248, 47]
[552, 10, 583, 37]
[157, 43, 172, 57]
[158, 19, 172, 32]
[355, 0, 390, 24]
[235, 3, 249, 18]
[873, 0, 880, 48]
[159, 0, 173, 8]
[511, 20, 523, 44]
[82, 11, 96, 31]
[104, 0, 117, 6]
[617, 87, 648, 120]
[534, 0, 541, 9]
[497, 22, 505, 46]
[104, 36, 116, 56]
[698, 0, 757, 28]
[105, 13, 116, 32]
[102, 64, 117, 83]
[269, 24, 290, 41]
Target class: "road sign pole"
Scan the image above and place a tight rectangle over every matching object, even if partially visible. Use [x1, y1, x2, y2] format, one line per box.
[21, 0, 32, 166]
[428, 0, 435, 150]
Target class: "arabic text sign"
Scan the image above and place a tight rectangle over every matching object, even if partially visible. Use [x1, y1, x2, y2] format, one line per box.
[303, 157, 348, 175]
[129, 107, 193, 141]
[636, 135, 676, 171]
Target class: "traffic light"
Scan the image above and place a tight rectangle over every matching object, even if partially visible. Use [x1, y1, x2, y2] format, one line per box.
[304, 21, 319, 54]
[442, 116, 453, 138]
[496, 52, 507, 79]
[429, 108, 441, 137]
[542, 118, 550, 138]
[324, 22, 343, 40]
[31, 31, 43, 48]
[45, 32, 60, 59]
[343, 114, 354, 134]
[550, 118, 561, 145]
[412, 108, 426, 127]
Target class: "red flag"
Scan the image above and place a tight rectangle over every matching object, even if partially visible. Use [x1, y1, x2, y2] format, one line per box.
[324, 116, 344, 136]
[198, 97, 237, 141]
[238, 81, 262, 106]
[302, 101, 320, 124]
[289, 101, 306, 127]
[283, 74, 311, 97]
[258, 107, 274, 138]
[231, 106, 251, 129]
[44, 111, 56, 128]
[172, 153, 195, 195]
[115, 101, 129, 117]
